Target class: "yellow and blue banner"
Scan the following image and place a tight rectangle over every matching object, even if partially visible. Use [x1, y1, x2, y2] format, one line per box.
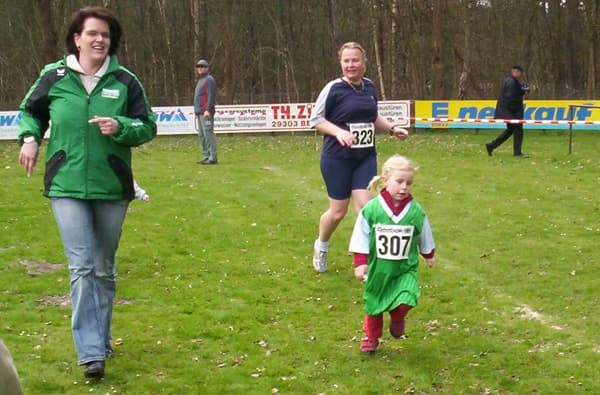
[414, 100, 600, 130]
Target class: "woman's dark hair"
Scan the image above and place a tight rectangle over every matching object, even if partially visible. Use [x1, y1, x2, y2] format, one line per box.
[65, 6, 122, 55]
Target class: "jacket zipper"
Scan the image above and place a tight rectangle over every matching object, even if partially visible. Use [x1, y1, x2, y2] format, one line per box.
[69, 69, 91, 197]
[83, 73, 106, 197]
[86, 93, 91, 197]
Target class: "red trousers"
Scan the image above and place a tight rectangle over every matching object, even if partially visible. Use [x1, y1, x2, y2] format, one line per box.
[363, 304, 411, 339]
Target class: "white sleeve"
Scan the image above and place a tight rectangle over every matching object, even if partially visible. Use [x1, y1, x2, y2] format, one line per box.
[133, 179, 147, 200]
[349, 212, 371, 254]
[419, 215, 435, 255]
[310, 79, 337, 128]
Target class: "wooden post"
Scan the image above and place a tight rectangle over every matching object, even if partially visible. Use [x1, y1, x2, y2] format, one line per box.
[568, 105, 574, 155]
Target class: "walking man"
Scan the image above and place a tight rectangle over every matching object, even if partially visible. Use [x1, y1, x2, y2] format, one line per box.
[486, 65, 529, 157]
[194, 59, 218, 164]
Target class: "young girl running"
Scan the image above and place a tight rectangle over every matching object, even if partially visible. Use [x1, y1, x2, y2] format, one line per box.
[349, 155, 435, 354]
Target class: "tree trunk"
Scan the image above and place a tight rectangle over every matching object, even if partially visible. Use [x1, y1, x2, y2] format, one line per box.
[157, 0, 178, 103]
[390, 0, 397, 98]
[190, 0, 201, 60]
[431, 0, 444, 98]
[587, 0, 599, 99]
[457, 0, 471, 99]
[368, 0, 386, 100]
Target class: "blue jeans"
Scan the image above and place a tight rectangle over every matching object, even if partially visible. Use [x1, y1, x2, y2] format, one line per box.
[51, 198, 129, 365]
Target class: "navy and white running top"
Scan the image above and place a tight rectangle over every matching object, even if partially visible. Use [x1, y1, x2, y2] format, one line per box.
[310, 77, 379, 159]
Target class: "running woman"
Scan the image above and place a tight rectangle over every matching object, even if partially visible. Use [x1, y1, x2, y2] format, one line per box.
[349, 155, 435, 354]
[310, 41, 409, 273]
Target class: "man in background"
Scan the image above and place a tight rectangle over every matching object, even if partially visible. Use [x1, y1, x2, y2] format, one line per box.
[486, 65, 529, 157]
[194, 59, 218, 165]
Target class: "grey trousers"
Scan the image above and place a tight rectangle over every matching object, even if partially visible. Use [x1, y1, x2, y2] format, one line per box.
[196, 115, 218, 161]
[0, 339, 23, 395]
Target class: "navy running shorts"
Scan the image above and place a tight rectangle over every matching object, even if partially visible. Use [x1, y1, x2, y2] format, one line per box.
[320, 154, 377, 200]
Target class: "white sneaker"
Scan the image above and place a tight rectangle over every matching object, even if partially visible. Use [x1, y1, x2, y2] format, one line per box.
[312, 239, 328, 273]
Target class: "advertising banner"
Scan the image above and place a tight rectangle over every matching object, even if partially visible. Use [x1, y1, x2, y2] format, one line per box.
[1, 101, 411, 140]
[0, 111, 22, 140]
[377, 101, 411, 127]
[414, 100, 600, 130]
[216, 103, 312, 132]
[155, 101, 409, 134]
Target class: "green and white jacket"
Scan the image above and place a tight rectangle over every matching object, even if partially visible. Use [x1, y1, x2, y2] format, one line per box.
[18, 55, 156, 200]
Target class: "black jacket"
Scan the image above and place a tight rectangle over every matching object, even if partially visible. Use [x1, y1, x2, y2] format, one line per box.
[494, 76, 526, 119]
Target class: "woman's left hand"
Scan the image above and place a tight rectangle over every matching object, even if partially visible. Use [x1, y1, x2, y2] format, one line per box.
[391, 126, 409, 140]
[89, 116, 119, 135]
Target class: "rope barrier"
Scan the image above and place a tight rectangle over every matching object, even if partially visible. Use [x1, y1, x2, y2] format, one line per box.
[405, 117, 600, 125]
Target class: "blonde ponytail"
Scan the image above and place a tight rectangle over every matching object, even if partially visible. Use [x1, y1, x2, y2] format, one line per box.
[367, 175, 383, 193]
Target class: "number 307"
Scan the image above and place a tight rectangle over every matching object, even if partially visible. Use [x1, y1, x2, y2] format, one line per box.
[378, 234, 410, 257]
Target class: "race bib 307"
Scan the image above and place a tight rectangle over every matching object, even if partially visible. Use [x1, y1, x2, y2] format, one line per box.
[375, 224, 414, 260]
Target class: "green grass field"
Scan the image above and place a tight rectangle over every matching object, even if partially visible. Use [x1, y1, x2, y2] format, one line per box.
[1, 131, 599, 394]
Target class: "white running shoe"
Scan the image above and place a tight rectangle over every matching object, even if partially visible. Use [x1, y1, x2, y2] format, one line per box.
[312, 239, 328, 273]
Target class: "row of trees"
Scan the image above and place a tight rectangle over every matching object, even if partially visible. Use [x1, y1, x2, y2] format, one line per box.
[1, 0, 599, 109]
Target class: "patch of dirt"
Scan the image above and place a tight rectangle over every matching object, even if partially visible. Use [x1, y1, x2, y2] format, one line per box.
[20, 259, 63, 276]
[116, 297, 133, 305]
[39, 295, 70, 307]
[528, 342, 552, 353]
[514, 305, 544, 322]
[39, 295, 134, 307]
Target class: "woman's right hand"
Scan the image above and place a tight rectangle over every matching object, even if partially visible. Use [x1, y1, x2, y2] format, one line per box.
[19, 141, 39, 177]
[336, 129, 355, 147]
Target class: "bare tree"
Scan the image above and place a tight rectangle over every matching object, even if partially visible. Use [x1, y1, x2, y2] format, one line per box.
[584, 0, 599, 98]
[431, 0, 445, 98]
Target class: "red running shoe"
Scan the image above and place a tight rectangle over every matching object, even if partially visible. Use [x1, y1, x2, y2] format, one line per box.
[360, 337, 379, 354]
[390, 319, 406, 339]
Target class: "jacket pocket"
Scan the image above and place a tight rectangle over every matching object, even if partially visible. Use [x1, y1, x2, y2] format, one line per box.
[44, 150, 66, 195]
[107, 154, 134, 200]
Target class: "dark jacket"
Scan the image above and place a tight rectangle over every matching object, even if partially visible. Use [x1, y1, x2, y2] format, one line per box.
[494, 75, 526, 119]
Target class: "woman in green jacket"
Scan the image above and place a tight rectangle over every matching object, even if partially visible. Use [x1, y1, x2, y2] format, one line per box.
[17, 6, 156, 379]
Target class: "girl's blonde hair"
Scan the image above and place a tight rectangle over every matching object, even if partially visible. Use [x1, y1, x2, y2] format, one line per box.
[367, 155, 418, 193]
[338, 41, 367, 62]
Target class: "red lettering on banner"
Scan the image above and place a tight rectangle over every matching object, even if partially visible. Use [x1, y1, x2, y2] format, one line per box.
[273, 104, 313, 120]
[271, 105, 290, 119]
[297, 104, 312, 119]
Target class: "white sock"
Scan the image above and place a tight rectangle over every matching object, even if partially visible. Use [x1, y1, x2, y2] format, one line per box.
[316, 239, 329, 252]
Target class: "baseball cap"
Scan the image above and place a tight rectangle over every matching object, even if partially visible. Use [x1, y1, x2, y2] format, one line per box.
[512, 65, 524, 71]
[196, 59, 209, 67]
